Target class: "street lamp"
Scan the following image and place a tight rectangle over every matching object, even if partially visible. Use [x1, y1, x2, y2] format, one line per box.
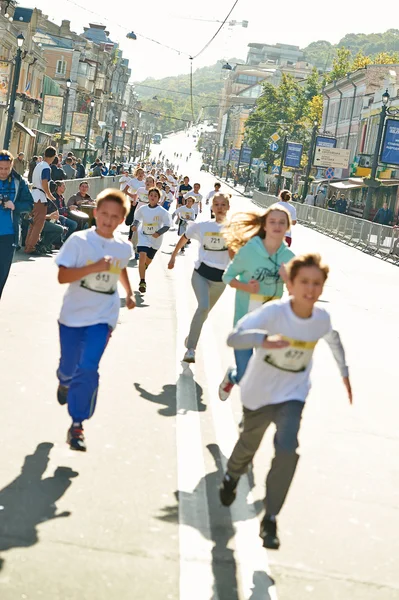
[83, 99, 95, 167]
[59, 78, 71, 153]
[364, 90, 390, 218]
[3, 33, 25, 150]
[121, 122, 127, 161]
[276, 131, 288, 195]
[302, 120, 318, 201]
[112, 116, 118, 163]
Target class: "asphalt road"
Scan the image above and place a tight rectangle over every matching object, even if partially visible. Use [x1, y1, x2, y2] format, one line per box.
[0, 130, 398, 600]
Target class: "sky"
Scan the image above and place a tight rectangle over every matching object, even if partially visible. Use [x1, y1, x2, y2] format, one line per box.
[23, 0, 394, 82]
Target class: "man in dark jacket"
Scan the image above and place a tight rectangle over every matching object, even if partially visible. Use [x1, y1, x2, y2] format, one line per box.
[51, 156, 66, 181]
[0, 150, 33, 298]
[75, 158, 85, 179]
[373, 202, 393, 225]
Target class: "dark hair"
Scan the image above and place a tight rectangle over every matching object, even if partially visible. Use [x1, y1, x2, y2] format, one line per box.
[79, 180, 89, 187]
[55, 180, 65, 189]
[44, 146, 57, 158]
[66, 157, 72, 164]
[279, 189, 291, 202]
[67, 152, 73, 157]
[148, 187, 161, 199]
[52, 156, 59, 165]
[214, 182, 221, 188]
[193, 182, 200, 187]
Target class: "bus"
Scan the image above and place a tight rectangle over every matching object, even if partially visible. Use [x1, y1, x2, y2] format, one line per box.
[152, 133, 162, 144]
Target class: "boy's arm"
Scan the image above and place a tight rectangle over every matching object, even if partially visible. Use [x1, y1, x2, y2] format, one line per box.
[323, 329, 352, 403]
[58, 257, 111, 284]
[119, 268, 135, 309]
[226, 307, 276, 349]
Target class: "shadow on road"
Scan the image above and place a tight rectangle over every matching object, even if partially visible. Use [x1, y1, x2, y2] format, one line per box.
[134, 379, 206, 416]
[157, 444, 271, 600]
[0, 442, 78, 570]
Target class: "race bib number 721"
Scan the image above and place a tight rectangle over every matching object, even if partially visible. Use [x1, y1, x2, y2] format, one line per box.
[203, 232, 227, 252]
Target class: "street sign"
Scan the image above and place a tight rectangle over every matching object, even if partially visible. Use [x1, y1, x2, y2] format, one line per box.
[230, 148, 240, 161]
[381, 119, 399, 166]
[271, 132, 280, 142]
[259, 160, 267, 168]
[325, 167, 335, 179]
[272, 165, 280, 174]
[252, 158, 260, 166]
[314, 147, 350, 169]
[241, 146, 252, 164]
[315, 135, 337, 149]
[269, 142, 278, 152]
[284, 142, 303, 168]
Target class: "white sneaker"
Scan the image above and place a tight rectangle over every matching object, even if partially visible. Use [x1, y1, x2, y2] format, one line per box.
[218, 368, 234, 401]
[183, 348, 195, 363]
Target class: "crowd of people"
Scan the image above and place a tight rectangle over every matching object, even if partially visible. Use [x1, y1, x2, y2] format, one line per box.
[0, 143, 353, 552]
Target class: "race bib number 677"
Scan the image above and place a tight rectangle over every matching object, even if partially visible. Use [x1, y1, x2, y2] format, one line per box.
[264, 337, 318, 372]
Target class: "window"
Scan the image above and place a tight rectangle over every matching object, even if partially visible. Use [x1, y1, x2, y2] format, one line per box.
[56, 59, 66, 76]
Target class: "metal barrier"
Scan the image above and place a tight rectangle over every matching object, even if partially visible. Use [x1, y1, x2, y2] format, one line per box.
[63, 176, 120, 200]
[252, 191, 399, 263]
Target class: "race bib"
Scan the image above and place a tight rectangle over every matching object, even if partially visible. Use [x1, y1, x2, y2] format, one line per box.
[248, 294, 278, 313]
[264, 337, 317, 373]
[81, 271, 119, 295]
[143, 222, 156, 235]
[203, 232, 227, 252]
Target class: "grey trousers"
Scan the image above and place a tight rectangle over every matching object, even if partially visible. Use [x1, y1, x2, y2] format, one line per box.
[186, 270, 226, 349]
[227, 400, 304, 516]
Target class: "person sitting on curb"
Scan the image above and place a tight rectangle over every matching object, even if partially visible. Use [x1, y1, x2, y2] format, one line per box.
[67, 182, 93, 209]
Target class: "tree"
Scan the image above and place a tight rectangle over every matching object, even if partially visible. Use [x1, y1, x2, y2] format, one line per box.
[326, 47, 352, 83]
[352, 51, 372, 70]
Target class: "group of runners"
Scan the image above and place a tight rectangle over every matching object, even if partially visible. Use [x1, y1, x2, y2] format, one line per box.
[52, 149, 352, 551]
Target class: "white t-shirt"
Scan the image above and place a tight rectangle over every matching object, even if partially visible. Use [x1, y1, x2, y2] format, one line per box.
[119, 175, 130, 191]
[233, 298, 341, 410]
[206, 190, 218, 203]
[305, 194, 315, 206]
[183, 191, 203, 215]
[174, 206, 195, 222]
[32, 161, 52, 203]
[135, 204, 172, 249]
[55, 228, 133, 329]
[136, 186, 150, 209]
[275, 200, 297, 238]
[185, 220, 230, 270]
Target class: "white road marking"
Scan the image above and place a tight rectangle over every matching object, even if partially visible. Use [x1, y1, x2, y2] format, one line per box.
[174, 259, 219, 600]
[201, 320, 278, 600]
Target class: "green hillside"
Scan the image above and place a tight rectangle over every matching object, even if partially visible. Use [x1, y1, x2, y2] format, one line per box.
[303, 29, 399, 69]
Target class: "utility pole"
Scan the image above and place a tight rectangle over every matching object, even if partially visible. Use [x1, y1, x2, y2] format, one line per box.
[302, 121, 318, 201]
[276, 135, 287, 195]
[3, 34, 25, 150]
[59, 79, 71, 153]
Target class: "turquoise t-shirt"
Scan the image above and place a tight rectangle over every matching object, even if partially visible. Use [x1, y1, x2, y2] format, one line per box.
[223, 236, 295, 324]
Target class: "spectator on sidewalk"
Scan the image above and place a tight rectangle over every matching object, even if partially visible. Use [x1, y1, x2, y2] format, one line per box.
[28, 155, 38, 183]
[51, 156, 66, 181]
[25, 146, 57, 255]
[0, 150, 33, 297]
[335, 194, 348, 214]
[316, 188, 326, 208]
[304, 192, 315, 206]
[63, 157, 76, 180]
[67, 181, 93, 209]
[373, 202, 393, 226]
[42, 198, 65, 251]
[53, 180, 78, 239]
[13, 152, 26, 177]
[75, 158, 85, 179]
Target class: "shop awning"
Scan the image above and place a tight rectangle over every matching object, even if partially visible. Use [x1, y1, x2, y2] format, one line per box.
[381, 179, 399, 187]
[32, 129, 52, 138]
[329, 180, 364, 190]
[15, 122, 36, 138]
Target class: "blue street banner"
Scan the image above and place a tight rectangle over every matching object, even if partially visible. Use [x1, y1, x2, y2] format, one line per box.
[241, 146, 252, 164]
[315, 135, 336, 148]
[381, 119, 399, 166]
[230, 148, 240, 161]
[284, 142, 303, 168]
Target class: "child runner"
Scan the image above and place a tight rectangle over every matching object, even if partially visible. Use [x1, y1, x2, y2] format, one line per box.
[275, 189, 297, 247]
[168, 194, 231, 363]
[55, 189, 135, 452]
[218, 205, 295, 400]
[172, 196, 196, 255]
[162, 184, 174, 211]
[123, 167, 145, 254]
[177, 176, 192, 207]
[183, 183, 202, 218]
[206, 182, 221, 219]
[136, 175, 155, 210]
[219, 253, 352, 549]
[132, 187, 171, 293]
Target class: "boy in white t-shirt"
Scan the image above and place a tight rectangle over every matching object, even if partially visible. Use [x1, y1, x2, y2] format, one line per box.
[172, 196, 196, 250]
[219, 253, 352, 550]
[275, 189, 297, 247]
[183, 182, 202, 218]
[132, 187, 171, 293]
[55, 189, 135, 452]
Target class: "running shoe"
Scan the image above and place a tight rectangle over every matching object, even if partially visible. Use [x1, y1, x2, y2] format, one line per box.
[183, 348, 195, 363]
[260, 516, 280, 550]
[219, 474, 239, 506]
[135, 252, 139, 260]
[218, 368, 234, 401]
[67, 424, 86, 452]
[57, 384, 68, 406]
[139, 281, 146, 293]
